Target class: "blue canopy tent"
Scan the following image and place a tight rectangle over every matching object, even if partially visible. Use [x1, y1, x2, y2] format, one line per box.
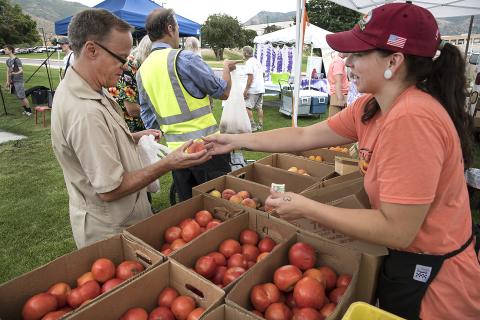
[54, 0, 201, 37]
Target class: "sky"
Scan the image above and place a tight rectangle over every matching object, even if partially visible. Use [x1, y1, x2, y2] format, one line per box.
[66, 0, 298, 24]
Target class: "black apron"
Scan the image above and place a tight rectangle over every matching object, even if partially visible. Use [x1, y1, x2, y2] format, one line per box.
[377, 233, 476, 319]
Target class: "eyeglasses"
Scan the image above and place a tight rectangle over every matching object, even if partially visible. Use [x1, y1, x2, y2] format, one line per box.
[93, 41, 127, 66]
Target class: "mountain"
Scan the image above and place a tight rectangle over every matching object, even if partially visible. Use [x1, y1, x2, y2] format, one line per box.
[244, 11, 296, 26]
[11, 0, 88, 36]
[243, 10, 479, 36]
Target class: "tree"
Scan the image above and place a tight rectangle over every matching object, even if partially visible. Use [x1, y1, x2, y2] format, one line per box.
[0, 0, 40, 46]
[263, 24, 283, 34]
[238, 29, 257, 48]
[201, 14, 243, 60]
[306, 0, 361, 33]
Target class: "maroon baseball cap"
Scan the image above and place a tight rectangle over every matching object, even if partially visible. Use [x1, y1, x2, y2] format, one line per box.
[326, 2, 441, 58]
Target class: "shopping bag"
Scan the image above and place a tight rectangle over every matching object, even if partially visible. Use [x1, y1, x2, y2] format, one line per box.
[219, 70, 252, 134]
[137, 134, 171, 193]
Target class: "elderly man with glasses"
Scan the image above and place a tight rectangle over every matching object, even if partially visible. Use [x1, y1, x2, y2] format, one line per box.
[50, 9, 211, 248]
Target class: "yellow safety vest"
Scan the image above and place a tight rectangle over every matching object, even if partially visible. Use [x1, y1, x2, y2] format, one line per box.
[139, 48, 219, 149]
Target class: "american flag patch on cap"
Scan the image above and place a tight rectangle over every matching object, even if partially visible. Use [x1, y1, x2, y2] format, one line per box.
[387, 34, 407, 48]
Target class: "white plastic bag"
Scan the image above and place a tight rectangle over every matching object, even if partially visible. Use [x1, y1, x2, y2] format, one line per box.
[220, 70, 252, 134]
[137, 134, 171, 193]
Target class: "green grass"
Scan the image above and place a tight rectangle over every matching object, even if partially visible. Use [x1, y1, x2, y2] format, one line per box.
[0, 63, 478, 284]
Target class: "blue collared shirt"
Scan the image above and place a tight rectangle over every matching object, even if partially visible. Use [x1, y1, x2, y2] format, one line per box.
[137, 42, 227, 129]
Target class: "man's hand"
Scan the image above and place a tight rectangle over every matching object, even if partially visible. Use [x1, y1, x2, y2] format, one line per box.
[265, 191, 308, 220]
[223, 60, 238, 72]
[243, 89, 248, 99]
[163, 140, 212, 170]
[202, 134, 236, 155]
[132, 129, 162, 144]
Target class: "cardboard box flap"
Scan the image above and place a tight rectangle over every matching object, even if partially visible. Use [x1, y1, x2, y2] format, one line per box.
[124, 194, 246, 256]
[229, 163, 318, 193]
[202, 304, 258, 320]
[0, 235, 163, 320]
[226, 233, 361, 320]
[322, 171, 363, 187]
[66, 260, 224, 319]
[255, 153, 335, 181]
[301, 179, 367, 205]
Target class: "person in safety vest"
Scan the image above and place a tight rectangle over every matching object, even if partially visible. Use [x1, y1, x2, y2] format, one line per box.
[137, 8, 238, 201]
[51, 9, 211, 248]
[204, 3, 480, 319]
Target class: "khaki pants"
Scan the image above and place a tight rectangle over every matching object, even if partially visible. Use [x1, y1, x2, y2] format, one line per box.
[328, 94, 347, 117]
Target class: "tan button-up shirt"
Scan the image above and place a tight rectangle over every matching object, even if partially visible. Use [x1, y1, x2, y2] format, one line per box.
[51, 68, 152, 248]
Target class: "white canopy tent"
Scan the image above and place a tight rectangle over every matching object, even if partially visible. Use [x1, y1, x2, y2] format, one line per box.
[254, 23, 332, 50]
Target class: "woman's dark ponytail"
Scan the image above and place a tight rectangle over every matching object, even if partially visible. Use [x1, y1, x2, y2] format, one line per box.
[406, 43, 474, 168]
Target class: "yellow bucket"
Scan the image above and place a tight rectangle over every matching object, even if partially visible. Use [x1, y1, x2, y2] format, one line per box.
[342, 302, 406, 320]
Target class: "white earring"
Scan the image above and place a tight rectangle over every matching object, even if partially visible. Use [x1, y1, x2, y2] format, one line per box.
[384, 69, 393, 80]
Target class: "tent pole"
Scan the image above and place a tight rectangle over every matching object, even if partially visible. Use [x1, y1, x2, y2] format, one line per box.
[464, 15, 474, 61]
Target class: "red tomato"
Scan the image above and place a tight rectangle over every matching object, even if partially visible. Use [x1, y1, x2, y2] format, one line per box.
[78, 280, 101, 301]
[161, 243, 171, 251]
[319, 303, 337, 319]
[148, 306, 174, 320]
[171, 296, 196, 320]
[194, 210, 213, 227]
[91, 258, 116, 283]
[179, 218, 194, 229]
[101, 278, 123, 293]
[22, 293, 58, 320]
[41, 309, 69, 320]
[227, 253, 248, 269]
[67, 287, 85, 309]
[292, 307, 322, 320]
[170, 239, 187, 251]
[120, 307, 148, 320]
[206, 219, 221, 230]
[186, 141, 205, 154]
[329, 286, 347, 304]
[256, 252, 270, 262]
[288, 242, 316, 271]
[250, 283, 281, 312]
[162, 248, 173, 256]
[207, 251, 227, 266]
[258, 237, 276, 253]
[222, 267, 246, 286]
[242, 244, 260, 262]
[194, 255, 217, 279]
[47, 282, 71, 308]
[186, 307, 205, 320]
[157, 287, 179, 308]
[76, 271, 95, 287]
[164, 226, 182, 244]
[264, 302, 292, 320]
[303, 269, 327, 289]
[116, 260, 145, 280]
[293, 277, 326, 309]
[239, 229, 259, 245]
[336, 274, 352, 288]
[219, 239, 242, 258]
[181, 220, 201, 242]
[317, 266, 337, 291]
[209, 266, 225, 285]
[273, 265, 302, 292]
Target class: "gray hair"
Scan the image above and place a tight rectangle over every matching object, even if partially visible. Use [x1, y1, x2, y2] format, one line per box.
[133, 35, 152, 64]
[68, 9, 132, 55]
[184, 37, 201, 56]
[242, 46, 254, 58]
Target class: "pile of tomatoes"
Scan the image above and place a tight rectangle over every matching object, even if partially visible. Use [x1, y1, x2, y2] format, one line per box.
[249, 242, 352, 320]
[21, 258, 144, 320]
[161, 210, 222, 256]
[192, 229, 277, 288]
[120, 286, 204, 320]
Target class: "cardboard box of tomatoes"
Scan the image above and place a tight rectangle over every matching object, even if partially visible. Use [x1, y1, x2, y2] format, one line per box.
[203, 304, 258, 320]
[254, 153, 336, 181]
[228, 163, 319, 193]
[169, 210, 297, 293]
[226, 231, 361, 320]
[124, 194, 245, 258]
[278, 179, 388, 304]
[0, 234, 163, 319]
[65, 260, 224, 319]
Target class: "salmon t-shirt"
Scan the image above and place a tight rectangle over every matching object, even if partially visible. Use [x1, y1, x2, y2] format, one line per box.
[327, 56, 349, 96]
[328, 86, 480, 319]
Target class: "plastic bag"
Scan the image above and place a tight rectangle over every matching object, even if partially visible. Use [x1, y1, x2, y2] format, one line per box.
[137, 134, 171, 193]
[220, 70, 252, 134]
